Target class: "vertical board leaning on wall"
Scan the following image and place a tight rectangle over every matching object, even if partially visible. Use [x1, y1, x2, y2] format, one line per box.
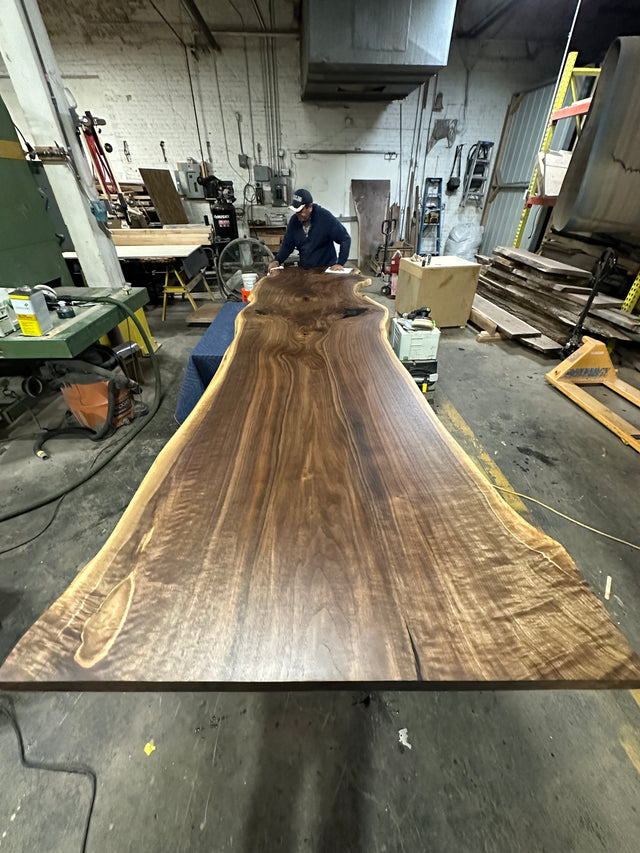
[480, 83, 554, 256]
[351, 179, 391, 270]
[293, 152, 401, 263]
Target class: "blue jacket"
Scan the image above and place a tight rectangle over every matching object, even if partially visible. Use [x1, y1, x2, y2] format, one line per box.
[275, 205, 351, 268]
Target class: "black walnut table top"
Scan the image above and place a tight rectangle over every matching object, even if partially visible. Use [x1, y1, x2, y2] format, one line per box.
[1, 268, 638, 689]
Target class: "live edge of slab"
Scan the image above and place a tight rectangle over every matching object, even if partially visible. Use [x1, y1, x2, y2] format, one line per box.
[1, 269, 638, 690]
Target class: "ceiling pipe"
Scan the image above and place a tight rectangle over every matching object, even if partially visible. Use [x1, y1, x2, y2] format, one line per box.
[209, 29, 298, 38]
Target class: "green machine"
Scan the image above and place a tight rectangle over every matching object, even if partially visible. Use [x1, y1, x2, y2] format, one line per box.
[0, 94, 73, 289]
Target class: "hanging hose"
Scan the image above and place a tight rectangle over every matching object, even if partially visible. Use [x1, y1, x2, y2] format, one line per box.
[0, 293, 162, 523]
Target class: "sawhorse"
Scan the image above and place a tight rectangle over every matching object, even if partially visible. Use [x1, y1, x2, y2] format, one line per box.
[161, 251, 216, 322]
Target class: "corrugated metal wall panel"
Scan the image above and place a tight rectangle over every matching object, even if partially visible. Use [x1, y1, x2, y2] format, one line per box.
[481, 83, 553, 254]
[500, 84, 554, 182]
[481, 190, 543, 257]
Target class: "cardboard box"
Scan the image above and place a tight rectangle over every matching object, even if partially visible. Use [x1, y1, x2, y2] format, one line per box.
[536, 149, 573, 196]
[395, 256, 480, 327]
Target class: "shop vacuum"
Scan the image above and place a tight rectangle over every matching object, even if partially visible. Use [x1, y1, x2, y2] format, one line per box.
[26, 344, 145, 459]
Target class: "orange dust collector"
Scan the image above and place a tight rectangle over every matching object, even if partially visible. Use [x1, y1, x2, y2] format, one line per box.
[60, 378, 134, 432]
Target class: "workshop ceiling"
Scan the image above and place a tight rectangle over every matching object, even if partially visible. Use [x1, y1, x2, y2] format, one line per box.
[37, 0, 299, 41]
[454, 0, 640, 63]
[34, 0, 640, 63]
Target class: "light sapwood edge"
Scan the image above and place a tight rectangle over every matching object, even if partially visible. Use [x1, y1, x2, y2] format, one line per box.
[364, 289, 588, 587]
[2, 271, 638, 684]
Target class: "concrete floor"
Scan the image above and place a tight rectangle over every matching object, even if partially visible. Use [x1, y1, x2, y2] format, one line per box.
[1, 286, 639, 852]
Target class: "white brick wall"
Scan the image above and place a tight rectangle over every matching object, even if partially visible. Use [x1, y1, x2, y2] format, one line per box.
[0, 2, 560, 250]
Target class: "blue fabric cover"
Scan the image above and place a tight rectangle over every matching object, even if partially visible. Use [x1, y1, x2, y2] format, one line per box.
[175, 302, 245, 423]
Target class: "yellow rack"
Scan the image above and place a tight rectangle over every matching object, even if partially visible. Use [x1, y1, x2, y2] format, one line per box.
[513, 52, 600, 248]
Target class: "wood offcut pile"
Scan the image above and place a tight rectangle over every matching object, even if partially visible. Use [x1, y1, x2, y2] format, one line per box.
[473, 246, 640, 351]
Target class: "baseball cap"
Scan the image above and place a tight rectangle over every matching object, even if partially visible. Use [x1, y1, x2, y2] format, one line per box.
[290, 188, 313, 212]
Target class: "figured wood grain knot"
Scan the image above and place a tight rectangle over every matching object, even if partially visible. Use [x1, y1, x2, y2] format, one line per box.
[74, 573, 135, 669]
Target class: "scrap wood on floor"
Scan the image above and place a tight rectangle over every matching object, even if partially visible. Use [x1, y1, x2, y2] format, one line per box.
[469, 294, 561, 353]
[473, 246, 640, 351]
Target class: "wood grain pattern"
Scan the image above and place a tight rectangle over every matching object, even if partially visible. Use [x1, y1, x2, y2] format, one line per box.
[494, 246, 592, 278]
[110, 227, 210, 246]
[139, 169, 188, 225]
[1, 268, 639, 689]
[351, 179, 390, 270]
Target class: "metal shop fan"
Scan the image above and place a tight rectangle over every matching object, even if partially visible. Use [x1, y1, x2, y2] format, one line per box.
[217, 237, 274, 300]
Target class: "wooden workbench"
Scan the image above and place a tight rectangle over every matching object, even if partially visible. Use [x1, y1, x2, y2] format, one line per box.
[63, 245, 205, 261]
[0, 287, 148, 359]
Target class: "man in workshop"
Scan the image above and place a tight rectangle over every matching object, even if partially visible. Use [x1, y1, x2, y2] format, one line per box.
[267, 188, 351, 272]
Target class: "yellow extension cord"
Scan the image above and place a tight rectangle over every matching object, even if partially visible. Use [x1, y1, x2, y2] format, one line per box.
[492, 486, 640, 552]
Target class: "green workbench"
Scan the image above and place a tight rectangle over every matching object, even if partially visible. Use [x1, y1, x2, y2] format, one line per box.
[0, 287, 148, 359]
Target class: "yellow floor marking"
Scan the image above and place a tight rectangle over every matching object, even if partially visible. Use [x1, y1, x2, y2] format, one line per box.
[436, 396, 528, 514]
[631, 689, 640, 709]
[619, 724, 640, 775]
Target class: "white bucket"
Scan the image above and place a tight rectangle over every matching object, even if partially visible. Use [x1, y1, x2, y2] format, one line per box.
[242, 273, 259, 290]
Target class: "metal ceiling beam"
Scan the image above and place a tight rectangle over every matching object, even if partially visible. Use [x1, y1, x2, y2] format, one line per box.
[180, 0, 221, 51]
[457, 0, 520, 39]
[207, 29, 297, 38]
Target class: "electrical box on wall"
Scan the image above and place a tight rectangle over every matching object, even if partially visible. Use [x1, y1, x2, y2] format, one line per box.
[175, 161, 212, 199]
[270, 177, 291, 207]
[254, 165, 272, 183]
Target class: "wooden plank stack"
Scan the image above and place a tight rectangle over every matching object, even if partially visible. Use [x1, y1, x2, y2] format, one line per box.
[109, 226, 211, 247]
[98, 181, 159, 226]
[541, 233, 640, 278]
[471, 294, 561, 353]
[475, 246, 640, 347]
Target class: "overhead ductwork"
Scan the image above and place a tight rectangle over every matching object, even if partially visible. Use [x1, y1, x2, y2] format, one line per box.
[301, 0, 456, 101]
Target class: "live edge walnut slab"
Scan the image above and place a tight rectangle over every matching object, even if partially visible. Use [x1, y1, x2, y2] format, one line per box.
[2, 269, 639, 690]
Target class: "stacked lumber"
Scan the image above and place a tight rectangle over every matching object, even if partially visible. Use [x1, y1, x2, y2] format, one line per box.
[475, 246, 640, 346]
[471, 294, 561, 353]
[97, 181, 159, 225]
[541, 233, 640, 278]
[109, 226, 211, 247]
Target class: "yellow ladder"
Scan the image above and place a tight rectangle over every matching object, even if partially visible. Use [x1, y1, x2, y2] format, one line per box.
[513, 52, 600, 248]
